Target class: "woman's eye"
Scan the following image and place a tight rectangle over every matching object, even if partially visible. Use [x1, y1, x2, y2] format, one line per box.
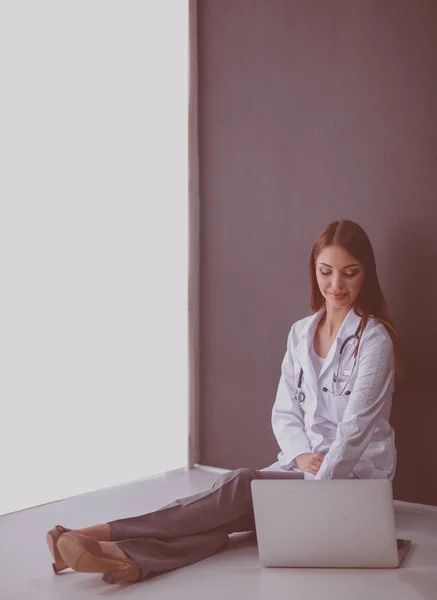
[319, 269, 360, 277]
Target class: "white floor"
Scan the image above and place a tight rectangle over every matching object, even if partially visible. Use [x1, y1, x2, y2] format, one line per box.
[0, 467, 437, 600]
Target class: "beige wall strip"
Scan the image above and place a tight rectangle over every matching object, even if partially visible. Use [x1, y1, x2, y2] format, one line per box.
[188, 0, 200, 468]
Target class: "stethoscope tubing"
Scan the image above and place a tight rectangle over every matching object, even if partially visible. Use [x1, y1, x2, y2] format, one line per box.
[294, 320, 362, 402]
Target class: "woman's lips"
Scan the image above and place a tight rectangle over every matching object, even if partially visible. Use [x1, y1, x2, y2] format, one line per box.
[331, 293, 346, 299]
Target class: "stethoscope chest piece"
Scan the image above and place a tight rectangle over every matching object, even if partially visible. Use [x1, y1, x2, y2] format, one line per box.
[290, 388, 305, 403]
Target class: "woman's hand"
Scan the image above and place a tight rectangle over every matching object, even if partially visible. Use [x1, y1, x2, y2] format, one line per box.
[295, 452, 324, 475]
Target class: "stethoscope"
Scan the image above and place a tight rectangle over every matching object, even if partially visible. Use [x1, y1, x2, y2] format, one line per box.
[290, 320, 362, 403]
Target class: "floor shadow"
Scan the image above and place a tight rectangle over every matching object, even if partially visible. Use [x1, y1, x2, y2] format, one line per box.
[397, 569, 437, 600]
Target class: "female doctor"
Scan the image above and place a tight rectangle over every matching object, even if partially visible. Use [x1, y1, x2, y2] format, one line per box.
[47, 220, 401, 585]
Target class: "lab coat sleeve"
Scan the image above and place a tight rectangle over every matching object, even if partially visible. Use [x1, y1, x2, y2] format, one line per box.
[314, 327, 394, 480]
[271, 327, 313, 468]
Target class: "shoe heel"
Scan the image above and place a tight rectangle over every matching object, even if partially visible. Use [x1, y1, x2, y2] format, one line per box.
[46, 526, 70, 574]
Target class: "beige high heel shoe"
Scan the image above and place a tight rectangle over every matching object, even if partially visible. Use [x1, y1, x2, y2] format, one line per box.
[57, 532, 141, 584]
[46, 525, 71, 574]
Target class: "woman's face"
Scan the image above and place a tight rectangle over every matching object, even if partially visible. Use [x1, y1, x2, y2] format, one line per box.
[315, 244, 365, 310]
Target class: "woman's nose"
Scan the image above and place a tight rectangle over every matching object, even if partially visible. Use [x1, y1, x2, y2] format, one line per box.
[331, 273, 344, 290]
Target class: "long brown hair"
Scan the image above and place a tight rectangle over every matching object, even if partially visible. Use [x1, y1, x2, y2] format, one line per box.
[309, 220, 402, 378]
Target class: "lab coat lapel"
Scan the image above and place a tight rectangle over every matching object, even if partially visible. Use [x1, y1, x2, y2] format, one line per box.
[294, 308, 325, 395]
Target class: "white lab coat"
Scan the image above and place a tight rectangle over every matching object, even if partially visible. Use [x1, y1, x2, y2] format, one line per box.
[263, 307, 397, 480]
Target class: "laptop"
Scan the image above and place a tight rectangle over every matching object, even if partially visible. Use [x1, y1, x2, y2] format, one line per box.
[251, 479, 412, 568]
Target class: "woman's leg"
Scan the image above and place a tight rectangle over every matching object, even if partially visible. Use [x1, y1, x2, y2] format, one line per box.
[105, 467, 302, 582]
[56, 467, 302, 582]
[109, 506, 257, 582]
[104, 530, 230, 583]
[108, 467, 303, 541]
[56, 468, 256, 547]
[63, 467, 301, 543]
[108, 468, 261, 542]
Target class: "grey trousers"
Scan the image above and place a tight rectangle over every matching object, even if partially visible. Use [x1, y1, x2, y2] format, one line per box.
[108, 467, 303, 581]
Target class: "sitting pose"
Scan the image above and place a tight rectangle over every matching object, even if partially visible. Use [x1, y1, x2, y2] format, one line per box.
[47, 219, 400, 584]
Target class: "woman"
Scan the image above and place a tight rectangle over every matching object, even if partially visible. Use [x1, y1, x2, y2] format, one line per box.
[47, 220, 400, 584]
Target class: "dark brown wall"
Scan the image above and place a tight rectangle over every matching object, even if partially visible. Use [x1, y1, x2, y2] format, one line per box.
[198, 0, 437, 505]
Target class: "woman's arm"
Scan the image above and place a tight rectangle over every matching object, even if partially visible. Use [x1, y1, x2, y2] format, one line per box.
[271, 326, 313, 468]
[314, 326, 395, 480]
